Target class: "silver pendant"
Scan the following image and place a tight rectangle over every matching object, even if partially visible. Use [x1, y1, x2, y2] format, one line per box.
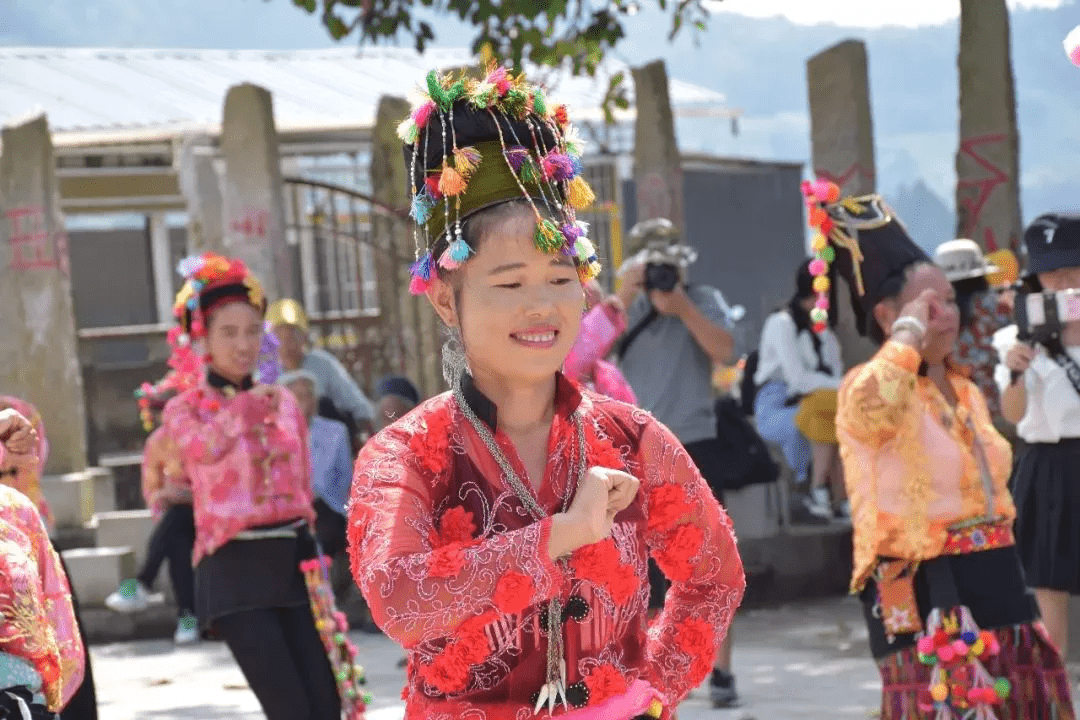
[533, 680, 568, 716]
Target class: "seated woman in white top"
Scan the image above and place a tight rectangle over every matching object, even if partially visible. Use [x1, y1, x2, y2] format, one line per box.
[753, 259, 845, 519]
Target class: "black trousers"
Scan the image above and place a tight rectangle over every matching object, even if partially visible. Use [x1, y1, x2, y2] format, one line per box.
[217, 605, 340, 720]
[137, 504, 196, 615]
[54, 548, 97, 720]
[313, 499, 347, 559]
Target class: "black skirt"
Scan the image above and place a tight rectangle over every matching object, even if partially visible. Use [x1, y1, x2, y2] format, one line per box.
[859, 546, 1039, 659]
[1012, 438, 1080, 593]
[194, 520, 316, 632]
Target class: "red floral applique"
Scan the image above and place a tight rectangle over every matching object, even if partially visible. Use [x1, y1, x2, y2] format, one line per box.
[675, 616, 717, 680]
[407, 408, 452, 477]
[653, 523, 704, 581]
[426, 543, 467, 578]
[647, 482, 693, 532]
[455, 611, 496, 665]
[418, 643, 472, 694]
[584, 663, 628, 704]
[571, 538, 639, 605]
[587, 432, 624, 470]
[492, 571, 536, 615]
[431, 505, 477, 547]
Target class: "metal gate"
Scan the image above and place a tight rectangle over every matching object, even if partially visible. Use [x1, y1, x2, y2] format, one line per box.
[282, 177, 428, 395]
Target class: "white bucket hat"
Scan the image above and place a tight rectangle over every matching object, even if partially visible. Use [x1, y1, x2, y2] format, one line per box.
[934, 238, 1001, 282]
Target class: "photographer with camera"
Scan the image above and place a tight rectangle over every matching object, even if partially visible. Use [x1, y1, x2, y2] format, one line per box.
[994, 213, 1080, 660]
[613, 218, 741, 709]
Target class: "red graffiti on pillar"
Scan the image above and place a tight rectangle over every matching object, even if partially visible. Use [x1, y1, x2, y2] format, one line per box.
[230, 210, 270, 240]
[956, 134, 1009, 252]
[813, 164, 873, 195]
[6, 207, 69, 274]
[638, 173, 673, 223]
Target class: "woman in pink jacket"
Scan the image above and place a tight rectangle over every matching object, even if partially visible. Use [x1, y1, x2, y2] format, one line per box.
[161, 253, 343, 720]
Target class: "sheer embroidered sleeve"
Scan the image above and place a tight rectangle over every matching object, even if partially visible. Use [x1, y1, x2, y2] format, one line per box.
[836, 340, 922, 447]
[638, 418, 745, 705]
[348, 411, 567, 649]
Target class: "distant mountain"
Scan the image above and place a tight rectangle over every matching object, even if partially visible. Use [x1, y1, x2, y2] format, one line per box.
[3, 1, 1077, 223]
[890, 180, 957, 254]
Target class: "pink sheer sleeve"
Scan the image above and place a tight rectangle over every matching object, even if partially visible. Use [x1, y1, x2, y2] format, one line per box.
[564, 303, 626, 383]
[347, 421, 567, 649]
[638, 419, 745, 705]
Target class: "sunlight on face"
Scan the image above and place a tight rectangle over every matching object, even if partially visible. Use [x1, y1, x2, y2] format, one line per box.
[896, 264, 959, 363]
[453, 209, 585, 386]
[206, 302, 264, 383]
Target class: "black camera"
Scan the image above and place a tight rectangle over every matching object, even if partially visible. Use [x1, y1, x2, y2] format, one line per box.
[644, 262, 680, 292]
[1014, 288, 1080, 344]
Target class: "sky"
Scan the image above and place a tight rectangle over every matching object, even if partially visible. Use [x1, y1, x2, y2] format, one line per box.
[708, 0, 1071, 28]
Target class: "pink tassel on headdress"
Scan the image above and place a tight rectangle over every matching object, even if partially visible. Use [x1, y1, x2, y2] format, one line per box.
[413, 100, 436, 129]
[486, 66, 512, 95]
[541, 152, 575, 182]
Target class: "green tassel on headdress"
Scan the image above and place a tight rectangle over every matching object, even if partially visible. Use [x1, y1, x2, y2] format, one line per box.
[534, 219, 563, 253]
[519, 158, 539, 185]
[532, 89, 547, 117]
[426, 70, 451, 111]
[504, 88, 529, 116]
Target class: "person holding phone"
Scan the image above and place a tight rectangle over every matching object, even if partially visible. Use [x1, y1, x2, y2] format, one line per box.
[995, 213, 1080, 660]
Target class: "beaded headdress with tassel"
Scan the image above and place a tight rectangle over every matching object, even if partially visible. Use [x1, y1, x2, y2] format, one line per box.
[151, 253, 272, 411]
[399, 65, 601, 294]
[802, 180, 930, 337]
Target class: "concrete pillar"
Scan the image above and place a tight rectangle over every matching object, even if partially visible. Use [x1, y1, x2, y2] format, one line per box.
[955, 0, 1023, 253]
[219, 84, 296, 300]
[807, 40, 878, 367]
[148, 213, 174, 324]
[176, 134, 225, 254]
[0, 115, 87, 474]
[631, 60, 685, 256]
[371, 96, 442, 397]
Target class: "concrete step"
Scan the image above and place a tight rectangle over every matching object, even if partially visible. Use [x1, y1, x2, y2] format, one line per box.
[41, 467, 116, 529]
[62, 546, 136, 608]
[94, 509, 154, 570]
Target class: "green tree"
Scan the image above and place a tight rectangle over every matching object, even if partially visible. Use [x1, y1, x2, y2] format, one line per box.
[287, 0, 713, 119]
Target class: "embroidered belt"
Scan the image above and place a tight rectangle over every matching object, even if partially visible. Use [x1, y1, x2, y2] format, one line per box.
[874, 518, 1014, 638]
[233, 518, 306, 541]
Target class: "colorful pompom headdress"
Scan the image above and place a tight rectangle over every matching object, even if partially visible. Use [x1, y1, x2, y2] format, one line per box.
[802, 180, 930, 336]
[399, 65, 600, 294]
[153, 253, 271, 409]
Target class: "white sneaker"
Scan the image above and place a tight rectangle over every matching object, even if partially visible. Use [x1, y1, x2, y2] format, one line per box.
[104, 580, 161, 613]
[807, 487, 833, 519]
[174, 615, 199, 645]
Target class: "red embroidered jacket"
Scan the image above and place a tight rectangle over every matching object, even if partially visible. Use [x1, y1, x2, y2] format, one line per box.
[348, 375, 745, 719]
[163, 381, 316, 565]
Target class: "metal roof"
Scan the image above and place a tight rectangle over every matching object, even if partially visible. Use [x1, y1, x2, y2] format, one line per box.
[0, 47, 731, 145]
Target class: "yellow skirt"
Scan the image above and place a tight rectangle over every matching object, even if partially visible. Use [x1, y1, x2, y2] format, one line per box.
[795, 389, 838, 444]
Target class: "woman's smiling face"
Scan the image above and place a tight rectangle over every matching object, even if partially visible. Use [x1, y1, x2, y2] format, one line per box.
[428, 204, 585, 386]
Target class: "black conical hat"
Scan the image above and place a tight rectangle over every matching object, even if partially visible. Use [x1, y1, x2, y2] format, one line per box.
[823, 195, 931, 336]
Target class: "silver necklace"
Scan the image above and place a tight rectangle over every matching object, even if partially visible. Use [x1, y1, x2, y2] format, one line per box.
[453, 379, 586, 715]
